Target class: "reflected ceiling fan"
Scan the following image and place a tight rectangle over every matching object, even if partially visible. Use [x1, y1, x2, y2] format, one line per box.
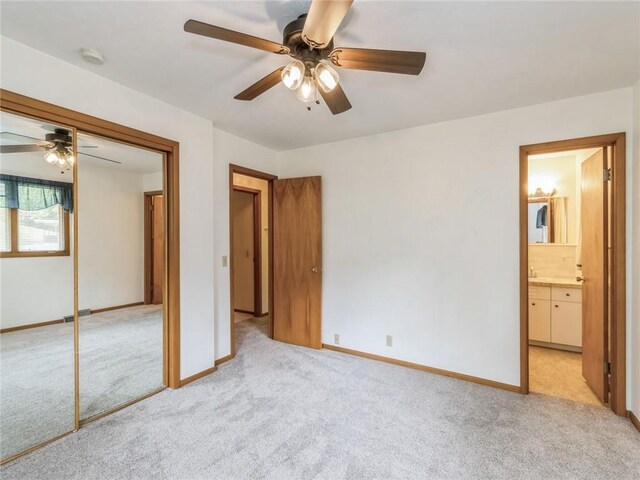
[184, 0, 426, 114]
[0, 129, 122, 170]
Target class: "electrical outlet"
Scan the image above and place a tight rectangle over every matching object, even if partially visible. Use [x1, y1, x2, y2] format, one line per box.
[386, 335, 393, 347]
[334, 334, 340, 345]
[222, 255, 228, 267]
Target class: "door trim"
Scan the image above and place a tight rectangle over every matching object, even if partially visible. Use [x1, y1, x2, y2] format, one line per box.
[144, 191, 163, 305]
[229, 164, 278, 358]
[519, 133, 626, 416]
[232, 186, 262, 316]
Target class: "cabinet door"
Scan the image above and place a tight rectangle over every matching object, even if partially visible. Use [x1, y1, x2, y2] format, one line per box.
[551, 301, 582, 346]
[529, 300, 551, 342]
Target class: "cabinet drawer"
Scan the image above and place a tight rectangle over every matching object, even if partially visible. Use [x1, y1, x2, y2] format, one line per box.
[529, 285, 550, 301]
[529, 299, 551, 342]
[551, 287, 582, 304]
[551, 301, 582, 347]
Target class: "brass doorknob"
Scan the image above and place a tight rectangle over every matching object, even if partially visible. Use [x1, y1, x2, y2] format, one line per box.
[311, 267, 322, 273]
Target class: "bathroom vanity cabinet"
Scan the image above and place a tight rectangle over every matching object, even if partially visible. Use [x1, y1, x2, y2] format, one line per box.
[528, 283, 582, 350]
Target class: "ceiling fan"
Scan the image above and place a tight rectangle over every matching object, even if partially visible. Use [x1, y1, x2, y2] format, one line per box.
[184, 0, 426, 114]
[0, 129, 122, 170]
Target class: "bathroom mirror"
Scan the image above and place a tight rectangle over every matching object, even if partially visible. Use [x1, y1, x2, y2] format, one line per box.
[77, 132, 165, 422]
[527, 197, 568, 244]
[0, 110, 76, 461]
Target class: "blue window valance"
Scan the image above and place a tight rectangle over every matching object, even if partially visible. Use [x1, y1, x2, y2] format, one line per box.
[0, 174, 73, 213]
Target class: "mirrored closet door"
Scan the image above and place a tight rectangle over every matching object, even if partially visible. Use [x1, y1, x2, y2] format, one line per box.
[77, 133, 165, 422]
[0, 111, 76, 462]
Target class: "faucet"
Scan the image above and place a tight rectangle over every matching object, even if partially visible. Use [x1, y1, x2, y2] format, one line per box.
[529, 266, 537, 278]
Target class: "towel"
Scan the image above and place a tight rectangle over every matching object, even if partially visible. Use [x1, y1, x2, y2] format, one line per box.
[536, 205, 547, 229]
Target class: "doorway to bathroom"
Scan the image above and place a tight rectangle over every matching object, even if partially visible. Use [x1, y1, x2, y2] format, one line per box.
[519, 133, 626, 416]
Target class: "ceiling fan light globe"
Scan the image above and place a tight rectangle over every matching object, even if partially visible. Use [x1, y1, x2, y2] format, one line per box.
[315, 63, 339, 93]
[296, 76, 317, 103]
[44, 150, 59, 164]
[281, 60, 304, 90]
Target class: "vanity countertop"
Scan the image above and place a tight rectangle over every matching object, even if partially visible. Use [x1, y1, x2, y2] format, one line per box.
[528, 277, 583, 288]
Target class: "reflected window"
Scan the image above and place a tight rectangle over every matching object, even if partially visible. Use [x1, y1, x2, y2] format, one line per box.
[18, 204, 66, 252]
[0, 207, 10, 252]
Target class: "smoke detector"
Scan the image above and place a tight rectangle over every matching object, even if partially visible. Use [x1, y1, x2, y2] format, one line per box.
[80, 48, 104, 66]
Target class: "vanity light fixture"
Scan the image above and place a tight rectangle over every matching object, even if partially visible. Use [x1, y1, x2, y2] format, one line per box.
[528, 176, 557, 197]
[529, 187, 557, 198]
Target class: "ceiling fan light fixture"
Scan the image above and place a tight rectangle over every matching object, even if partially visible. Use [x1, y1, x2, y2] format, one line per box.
[44, 145, 74, 170]
[296, 75, 317, 103]
[281, 59, 304, 90]
[44, 149, 59, 164]
[315, 62, 339, 93]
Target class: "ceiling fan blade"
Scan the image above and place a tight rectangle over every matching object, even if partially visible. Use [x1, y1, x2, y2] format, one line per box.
[234, 67, 285, 101]
[320, 83, 352, 115]
[184, 19, 289, 55]
[302, 0, 354, 49]
[0, 144, 48, 154]
[78, 151, 122, 165]
[329, 47, 426, 75]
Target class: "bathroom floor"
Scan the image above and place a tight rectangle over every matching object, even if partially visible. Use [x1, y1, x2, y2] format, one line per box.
[529, 346, 602, 406]
[234, 311, 254, 323]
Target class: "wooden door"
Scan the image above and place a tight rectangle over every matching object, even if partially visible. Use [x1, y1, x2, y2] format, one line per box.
[151, 195, 164, 304]
[273, 176, 322, 348]
[580, 148, 607, 402]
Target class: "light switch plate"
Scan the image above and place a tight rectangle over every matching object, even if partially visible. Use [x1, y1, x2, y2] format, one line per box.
[222, 255, 228, 267]
[334, 334, 340, 345]
[386, 335, 393, 347]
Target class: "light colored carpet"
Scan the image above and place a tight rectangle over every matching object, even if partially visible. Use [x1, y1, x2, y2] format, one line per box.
[1, 317, 638, 479]
[0, 305, 163, 460]
[79, 305, 163, 420]
[529, 346, 601, 406]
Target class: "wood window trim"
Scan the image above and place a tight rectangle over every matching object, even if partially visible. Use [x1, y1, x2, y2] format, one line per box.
[0, 207, 70, 258]
[519, 133, 626, 416]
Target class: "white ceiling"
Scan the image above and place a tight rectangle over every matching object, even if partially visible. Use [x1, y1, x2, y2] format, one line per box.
[77, 133, 163, 174]
[1, 1, 638, 151]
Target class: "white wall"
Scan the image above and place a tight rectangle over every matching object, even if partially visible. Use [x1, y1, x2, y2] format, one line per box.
[212, 129, 277, 360]
[631, 78, 640, 419]
[78, 163, 145, 311]
[278, 88, 635, 395]
[0, 159, 150, 328]
[0, 155, 75, 328]
[0, 36, 216, 379]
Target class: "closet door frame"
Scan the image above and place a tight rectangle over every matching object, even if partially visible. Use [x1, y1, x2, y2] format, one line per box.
[0, 89, 181, 461]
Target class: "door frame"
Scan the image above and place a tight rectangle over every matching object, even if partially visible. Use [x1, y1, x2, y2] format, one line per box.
[519, 132, 626, 416]
[232, 186, 262, 317]
[144, 190, 163, 305]
[229, 164, 278, 358]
